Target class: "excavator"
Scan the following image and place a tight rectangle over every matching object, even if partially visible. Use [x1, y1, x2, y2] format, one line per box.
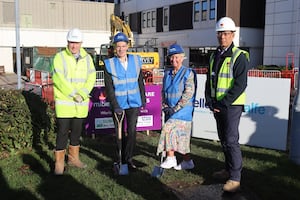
[98, 14, 160, 82]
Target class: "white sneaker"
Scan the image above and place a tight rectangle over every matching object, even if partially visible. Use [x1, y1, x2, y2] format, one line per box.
[174, 159, 195, 170]
[160, 156, 177, 169]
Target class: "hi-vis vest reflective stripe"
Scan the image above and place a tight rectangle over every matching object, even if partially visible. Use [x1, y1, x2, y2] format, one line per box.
[209, 47, 249, 105]
[104, 54, 142, 109]
[52, 47, 96, 118]
[163, 66, 196, 121]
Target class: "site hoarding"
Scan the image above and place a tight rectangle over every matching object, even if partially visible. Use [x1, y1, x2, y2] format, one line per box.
[193, 75, 291, 151]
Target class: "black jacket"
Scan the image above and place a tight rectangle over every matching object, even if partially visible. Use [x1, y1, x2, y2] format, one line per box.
[205, 43, 249, 109]
[103, 55, 146, 111]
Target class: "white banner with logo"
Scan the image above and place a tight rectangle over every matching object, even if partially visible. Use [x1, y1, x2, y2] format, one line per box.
[193, 75, 291, 151]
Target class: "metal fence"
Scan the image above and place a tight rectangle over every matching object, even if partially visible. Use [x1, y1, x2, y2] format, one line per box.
[95, 71, 105, 87]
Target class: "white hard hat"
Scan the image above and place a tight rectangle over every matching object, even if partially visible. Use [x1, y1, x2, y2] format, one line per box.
[216, 17, 236, 32]
[67, 28, 83, 42]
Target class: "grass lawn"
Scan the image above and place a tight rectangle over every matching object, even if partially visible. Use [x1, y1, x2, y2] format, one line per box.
[0, 131, 300, 200]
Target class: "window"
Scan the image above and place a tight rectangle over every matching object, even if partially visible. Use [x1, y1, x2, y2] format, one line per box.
[124, 15, 129, 24]
[147, 12, 151, 27]
[163, 8, 168, 26]
[194, 2, 200, 22]
[169, 2, 193, 31]
[142, 12, 146, 28]
[201, 0, 207, 21]
[209, 0, 215, 20]
[189, 47, 216, 68]
[151, 11, 156, 27]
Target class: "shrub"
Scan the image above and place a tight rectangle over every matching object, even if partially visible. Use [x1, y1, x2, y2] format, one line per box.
[255, 65, 291, 71]
[0, 89, 56, 155]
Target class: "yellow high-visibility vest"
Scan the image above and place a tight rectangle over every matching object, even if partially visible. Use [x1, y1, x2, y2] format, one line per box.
[209, 46, 249, 105]
[52, 47, 96, 118]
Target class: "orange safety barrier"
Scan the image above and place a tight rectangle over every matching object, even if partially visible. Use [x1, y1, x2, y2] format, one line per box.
[24, 82, 55, 109]
[42, 84, 55, 109]
[143, 69, 164, 85]
[26, 68, 52, 85]
[145, 76, 153, 85]
[281, 69, 298, 91]
[247, 68, 298, 93]
[247, 69, 282, 78]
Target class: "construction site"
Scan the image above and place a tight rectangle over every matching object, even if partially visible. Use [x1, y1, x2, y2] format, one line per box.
[1, 1, 300, 199]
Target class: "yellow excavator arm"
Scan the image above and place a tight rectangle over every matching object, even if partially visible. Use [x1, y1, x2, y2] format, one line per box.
[110, 14, 135, 47]
[99, 14, 159, 72]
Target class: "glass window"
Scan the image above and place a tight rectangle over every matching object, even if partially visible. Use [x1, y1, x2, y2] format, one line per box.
[163, 8, 168, 26]
[147, 12, 151, 27]
[143, 12, 146, 28]
[152, 11, 156, 27]
[194, 2, 200, 22]
[209, 0, 216, 20]
[125, 15, 129, 24]
[201, 0, 207, 21]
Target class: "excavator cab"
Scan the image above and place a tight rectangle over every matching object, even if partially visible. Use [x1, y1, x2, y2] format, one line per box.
[97, 14, 161, 83]
[98, 44, 114, 69]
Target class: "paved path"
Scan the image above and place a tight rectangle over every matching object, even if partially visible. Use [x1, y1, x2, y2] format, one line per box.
[0, 73, 24, 89]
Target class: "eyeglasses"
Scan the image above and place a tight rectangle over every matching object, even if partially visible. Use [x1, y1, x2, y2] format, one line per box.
[217, 31, 233, 37]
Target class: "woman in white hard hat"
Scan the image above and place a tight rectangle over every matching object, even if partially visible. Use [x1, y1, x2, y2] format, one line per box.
[51, 28, 96, 175]
[156, 44, 197, 170]
[205, 17, 250, 192]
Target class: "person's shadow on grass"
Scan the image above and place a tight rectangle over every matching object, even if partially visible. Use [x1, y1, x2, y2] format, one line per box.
[80, 133, 180, 200]
[21, 154, 102, 200]
[0, 167, 37, 200]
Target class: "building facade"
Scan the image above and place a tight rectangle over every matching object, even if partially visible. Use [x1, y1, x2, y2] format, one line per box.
[116, 0, 265, 69]
[1, 0, 299, 74]
[0, 0, 114, 73]
[264, 0, 300, 68]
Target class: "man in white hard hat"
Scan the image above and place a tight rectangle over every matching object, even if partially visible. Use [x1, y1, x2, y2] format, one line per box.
[51, 28, 96, 175]
[205, 17, 250, 192]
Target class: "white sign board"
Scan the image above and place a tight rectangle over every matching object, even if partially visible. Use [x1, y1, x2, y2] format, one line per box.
[193, 75, 291, 151]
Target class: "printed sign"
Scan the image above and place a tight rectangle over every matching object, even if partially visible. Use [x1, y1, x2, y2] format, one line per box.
[85, 85, 162, 134]
[192, 75, 291, 151]
[137, 85, 162, 131]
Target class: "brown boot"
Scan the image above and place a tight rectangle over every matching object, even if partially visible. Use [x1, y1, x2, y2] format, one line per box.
[223, 180, 240, 192]
[54, 150, 65, 175]
[67, 145, 87, 168]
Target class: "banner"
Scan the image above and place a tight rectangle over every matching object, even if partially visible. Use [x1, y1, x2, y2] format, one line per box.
[192, 75, 291, 151]
[85, 86, 115, 134]
[137, 85, 162, 131]
[85, 85, 162, 134]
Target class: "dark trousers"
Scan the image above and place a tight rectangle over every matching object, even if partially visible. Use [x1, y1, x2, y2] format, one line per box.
[56, 118, 85, 150]
[113, 107, 139, 163]
[214, 105, 243, 181]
